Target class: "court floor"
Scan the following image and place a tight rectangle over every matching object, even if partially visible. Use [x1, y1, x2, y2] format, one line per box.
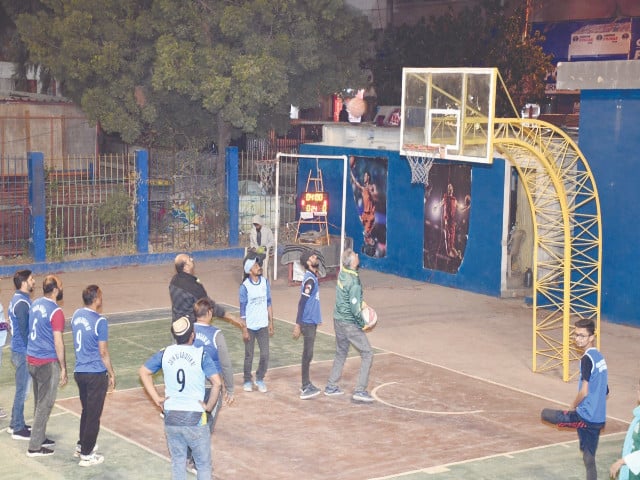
[0, 308, 629, 479]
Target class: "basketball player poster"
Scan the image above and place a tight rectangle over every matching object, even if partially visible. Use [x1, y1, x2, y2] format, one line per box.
[348, 155, 388, 258]
[423, 164, 472, 273]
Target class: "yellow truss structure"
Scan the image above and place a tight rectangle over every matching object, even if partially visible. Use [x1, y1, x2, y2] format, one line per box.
[493, 118, 602, 381]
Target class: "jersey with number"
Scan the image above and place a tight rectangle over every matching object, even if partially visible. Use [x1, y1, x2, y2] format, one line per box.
[9, 290, 31, 353]
[72, 307, 108, 373]
[193, 324, 221, 366]
[145, 344, 218, 412]
[27, 297, 64, 361]
[577, 347, 608, 424]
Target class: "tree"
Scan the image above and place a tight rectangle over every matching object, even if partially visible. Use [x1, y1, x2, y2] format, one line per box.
[369, 0, 552, 115]
[10, 0, 372, 171]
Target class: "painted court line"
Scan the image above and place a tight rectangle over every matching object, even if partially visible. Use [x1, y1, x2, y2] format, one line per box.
[371, 381, 484, 415]
[369, 437, 592, 480]
[54, 401, 171, 463]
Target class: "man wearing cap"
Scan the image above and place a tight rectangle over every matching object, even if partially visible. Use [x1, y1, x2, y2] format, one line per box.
[239, 257, 274, 393]
[292, 250, 322, 399]
[140, 317, 222, 480]
[169, 253, 226, 323]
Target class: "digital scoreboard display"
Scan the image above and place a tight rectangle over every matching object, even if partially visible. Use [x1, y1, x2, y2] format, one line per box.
[299, 191, 328, 215]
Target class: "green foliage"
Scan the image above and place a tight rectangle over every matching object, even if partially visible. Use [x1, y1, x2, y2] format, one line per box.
[369, 0, 552, 113]
[97, 189, 133, 235]
[9, 0, 373, 159]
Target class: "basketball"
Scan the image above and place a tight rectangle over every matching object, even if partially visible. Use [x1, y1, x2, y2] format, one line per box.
[347, 97, 366, 118]
[361, 305, 378, 331]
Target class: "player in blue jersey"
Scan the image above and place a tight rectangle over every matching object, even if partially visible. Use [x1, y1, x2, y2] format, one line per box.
[541, 318, 608, 480]
[186, 298, 236, 475]
[193, 297, 235, 422]
[71, 285, 116, 467]
[140, 317, 221, 480]
[26, 274, 67, 457]
[292, 250, 323, 400]
[8, 269, 35, 440]
[239, 257, 274, 393]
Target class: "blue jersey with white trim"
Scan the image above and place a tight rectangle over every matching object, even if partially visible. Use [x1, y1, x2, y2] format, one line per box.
[72, 307, 108, 373]
[577, 347, 608, 424]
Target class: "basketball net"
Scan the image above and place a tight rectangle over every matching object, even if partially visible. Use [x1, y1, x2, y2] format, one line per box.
[406, 146, 444, 185]
[256, 159, 276, 193]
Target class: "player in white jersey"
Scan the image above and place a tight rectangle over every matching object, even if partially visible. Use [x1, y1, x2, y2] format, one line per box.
[140, 317, 221, 480]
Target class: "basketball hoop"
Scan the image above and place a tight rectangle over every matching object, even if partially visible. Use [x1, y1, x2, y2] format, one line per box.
[406, 146, 444, 185]
[256, 158, 277, 193]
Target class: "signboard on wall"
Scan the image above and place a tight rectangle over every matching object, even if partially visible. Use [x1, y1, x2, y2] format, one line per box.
[533, 18, 640, 92]
[568, 21, 632, 60]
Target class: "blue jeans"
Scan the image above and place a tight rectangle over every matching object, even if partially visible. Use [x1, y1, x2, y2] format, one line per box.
[327, 319, 373, 393]
[165, 423, 212, 480]
[243, 327, 270, 382]
[10, 350, 31, 431]
[0, 330, 6, 365]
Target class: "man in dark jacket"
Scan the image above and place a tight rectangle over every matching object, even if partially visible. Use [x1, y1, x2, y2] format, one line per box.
[169, 254, 225, 323]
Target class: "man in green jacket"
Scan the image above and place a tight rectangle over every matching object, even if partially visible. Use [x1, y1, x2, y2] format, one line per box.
[324, 249, 374, 403]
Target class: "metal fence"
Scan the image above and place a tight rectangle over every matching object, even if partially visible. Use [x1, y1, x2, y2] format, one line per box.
[0, 139, 309, 262]
[238, 147, 299, 246]
[44, 154, 137, 260]
[148, 150, 227, 253]
[0, 155, 30, 260]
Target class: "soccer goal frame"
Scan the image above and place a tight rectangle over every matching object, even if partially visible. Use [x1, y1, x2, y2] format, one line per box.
[273, 153, 349, 281]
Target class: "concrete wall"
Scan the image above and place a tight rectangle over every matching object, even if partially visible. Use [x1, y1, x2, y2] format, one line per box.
[0, 100, 95, 159]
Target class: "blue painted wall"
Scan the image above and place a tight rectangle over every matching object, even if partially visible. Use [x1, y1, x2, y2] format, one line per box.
[299, 144, 506, 297]
[579, 89, 640, 326]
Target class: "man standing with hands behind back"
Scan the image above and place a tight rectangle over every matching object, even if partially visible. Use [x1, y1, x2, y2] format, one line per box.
[8, 269, 35, 440]
[71, 285, 116, 467]
[26, 274, 67, 457]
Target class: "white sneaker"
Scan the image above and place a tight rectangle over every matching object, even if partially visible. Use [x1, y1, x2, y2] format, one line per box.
[186, 458, 197, 475]
[74, 443, 98, 458]
[79, 452, 104, 467]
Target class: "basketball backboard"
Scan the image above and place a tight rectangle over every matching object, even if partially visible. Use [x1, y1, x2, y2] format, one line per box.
[400, 67, 497, 164]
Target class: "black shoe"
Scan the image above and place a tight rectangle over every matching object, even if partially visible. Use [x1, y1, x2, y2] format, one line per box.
[8, 424, 31, 435]
[27, 447, 54, 457]
[11, 428, 31, 441]
[42, 438, 55, 447]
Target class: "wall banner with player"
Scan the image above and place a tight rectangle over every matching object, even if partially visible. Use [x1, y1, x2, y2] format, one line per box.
[348, 155, 388, 259]
[423, 164, 471, 273]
